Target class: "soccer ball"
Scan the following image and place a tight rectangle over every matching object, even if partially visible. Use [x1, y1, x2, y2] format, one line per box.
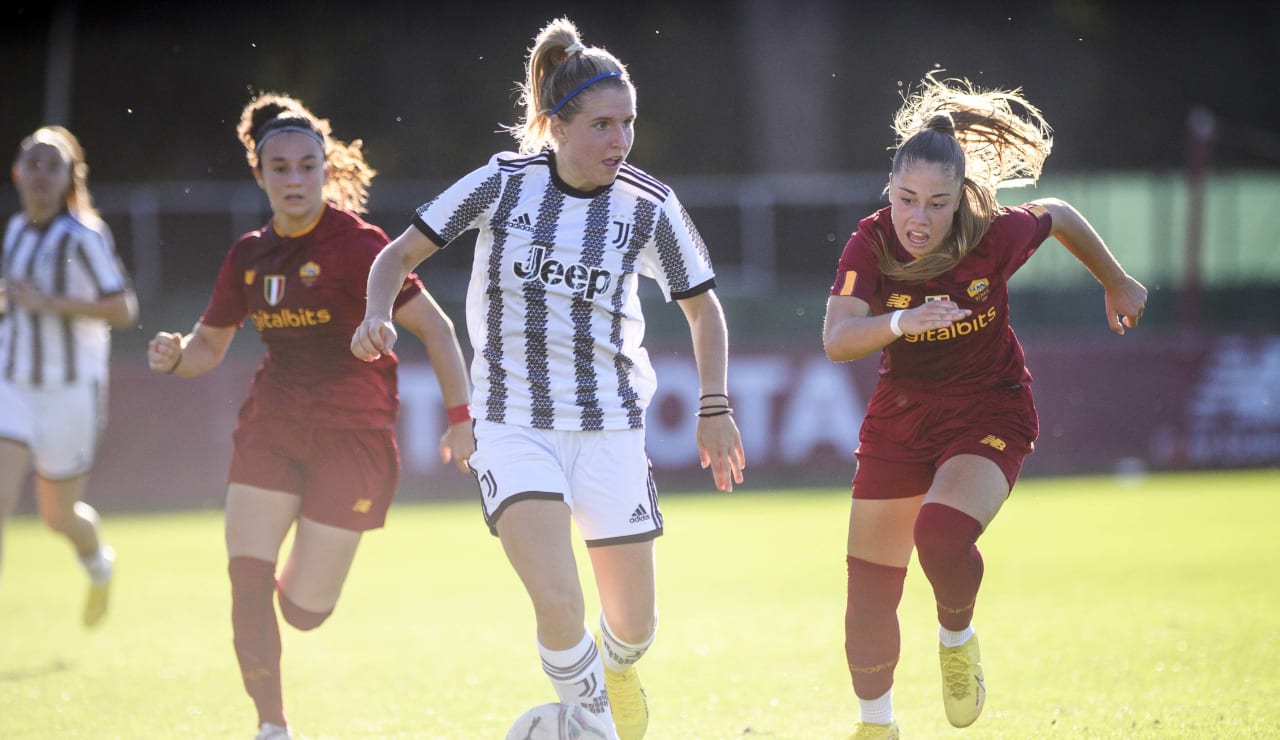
[505, 702, 612, 739]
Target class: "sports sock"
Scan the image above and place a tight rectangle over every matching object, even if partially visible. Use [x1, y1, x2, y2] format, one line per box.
[228, 556, 286, 728]
[940, 624, 976, 649]
[79, 545, 113, 584]
[539, 629, 614, 726]
[599, 612, 655, 672]
[858, 687, 894, 725]
[278, 590, 333, 631]
[845, 555, 907, 700]
[914, 503, 985, 632]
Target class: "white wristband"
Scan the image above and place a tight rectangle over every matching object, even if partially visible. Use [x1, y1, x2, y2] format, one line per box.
[889, 309, 905, 337]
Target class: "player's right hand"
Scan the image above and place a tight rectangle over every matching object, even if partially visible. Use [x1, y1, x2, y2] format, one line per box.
[147, 332, 183, 373]
[351, 318, 398, 362]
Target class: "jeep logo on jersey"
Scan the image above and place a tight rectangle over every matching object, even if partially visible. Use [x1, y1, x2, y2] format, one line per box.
[264, 275, 286, 306]
[514, 246, 612, 300]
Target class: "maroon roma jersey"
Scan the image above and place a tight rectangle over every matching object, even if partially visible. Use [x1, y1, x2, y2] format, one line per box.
[829, 203, 1053, 397]
[201, 205, 423, 428]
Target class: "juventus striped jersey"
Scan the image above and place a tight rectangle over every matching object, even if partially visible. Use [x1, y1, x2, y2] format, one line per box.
[1, 211, 132, 387]
[413, 151, 717, 432]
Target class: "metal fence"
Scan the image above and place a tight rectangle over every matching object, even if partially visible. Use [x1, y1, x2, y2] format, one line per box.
[6, 170, 1278, 307]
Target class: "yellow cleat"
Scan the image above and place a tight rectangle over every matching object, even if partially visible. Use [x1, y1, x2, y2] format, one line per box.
[939, 634, 985, 727]
[597, 634, 648, 740]
[848, 721, 900, 740]
[83, 546, 114, 628]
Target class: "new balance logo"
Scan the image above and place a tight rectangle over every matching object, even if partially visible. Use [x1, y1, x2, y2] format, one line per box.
[507, 213, 534, 231]
[629, 504, 650, 524]
[979, 435, 1006, 451]
[885, 293, 911, 309]
[352, 498, 373, 513]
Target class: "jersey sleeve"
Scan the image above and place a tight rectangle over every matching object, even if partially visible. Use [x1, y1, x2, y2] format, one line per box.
[994, 203, 1054, 278]
[411, 156, 505, 248]
[75, 218, 132, 297]
[829, 221, 884, 307]
[199, 240, 250, 329]
[637, 190, 717, 302]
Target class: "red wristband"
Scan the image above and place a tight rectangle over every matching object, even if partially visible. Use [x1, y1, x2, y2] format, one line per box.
[446, 403, 472, 425]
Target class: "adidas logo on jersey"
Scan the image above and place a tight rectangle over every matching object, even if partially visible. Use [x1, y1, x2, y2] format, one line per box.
[507, 213, 534, 232]
[629, 504, 650, 524]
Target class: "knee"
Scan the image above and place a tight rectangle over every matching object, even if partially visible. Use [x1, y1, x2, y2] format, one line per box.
[278, 590, 333, 631]
[39, 507, 70, 535]
[913, 503, 981, 562]
[531, 585, 586, 635]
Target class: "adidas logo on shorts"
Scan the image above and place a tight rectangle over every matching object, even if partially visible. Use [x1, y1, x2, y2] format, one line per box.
[628, 504, 650, 524]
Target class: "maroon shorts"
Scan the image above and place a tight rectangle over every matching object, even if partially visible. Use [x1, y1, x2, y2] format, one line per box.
[228, 417, 400, 531]
[852, 383, 1038, 500]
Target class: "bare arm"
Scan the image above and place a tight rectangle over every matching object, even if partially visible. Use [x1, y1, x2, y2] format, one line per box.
[146, 322, 236, 377]
[1035, 197, 1148, 334]
[393, 290, 475, 472]
[823, 293, 971, 362]
[677, 289, 745, 492]
[6, 282, 138, 328]
[351, 226, 442, 361]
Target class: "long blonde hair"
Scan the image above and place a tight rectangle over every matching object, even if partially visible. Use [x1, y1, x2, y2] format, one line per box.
[507, 17, 633, 154]
[874, 74, 1053, 282]
[15, 126, 99, 221]
[235, 92, 376, 213]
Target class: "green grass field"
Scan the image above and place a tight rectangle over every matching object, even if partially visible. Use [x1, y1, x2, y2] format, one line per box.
[2, 469, 1277, 739]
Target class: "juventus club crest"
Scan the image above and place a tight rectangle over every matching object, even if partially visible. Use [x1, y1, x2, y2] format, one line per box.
[611, 219, 632, 248]
[264, 274, 286, 306]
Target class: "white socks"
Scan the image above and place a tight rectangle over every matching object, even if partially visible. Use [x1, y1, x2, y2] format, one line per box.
[598, 613, 655, 673]
[939, 623, 975, 649]
[539, 629, 613, 723]
[859, 688, 894, 725]
[79, 544, 114, 585]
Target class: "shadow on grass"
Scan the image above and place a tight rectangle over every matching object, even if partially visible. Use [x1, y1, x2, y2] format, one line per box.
[0, 658, 74, 683]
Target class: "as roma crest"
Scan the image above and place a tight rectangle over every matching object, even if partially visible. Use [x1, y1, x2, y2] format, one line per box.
[967, 277, 991, 302]
[299, 261, 321, 287]
[264, 275, 286, 306]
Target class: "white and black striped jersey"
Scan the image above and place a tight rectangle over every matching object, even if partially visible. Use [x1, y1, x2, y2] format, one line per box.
[1, 211, 131, 387]
[413, 151, 717, 431]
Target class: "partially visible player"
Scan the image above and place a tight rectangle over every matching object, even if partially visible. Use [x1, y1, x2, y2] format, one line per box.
[146, 93, 473, 740]
[0, 125, 136, 627]
[351, 17, 745, 739]
[823, 74, 1147, 739]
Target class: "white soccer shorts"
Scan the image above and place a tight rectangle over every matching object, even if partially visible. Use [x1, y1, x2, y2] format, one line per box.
[0, 379, 105, 479]
[469, 419, 663, 545]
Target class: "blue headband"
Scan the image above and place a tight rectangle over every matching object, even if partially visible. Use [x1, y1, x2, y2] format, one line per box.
[547, 71, 623, 117]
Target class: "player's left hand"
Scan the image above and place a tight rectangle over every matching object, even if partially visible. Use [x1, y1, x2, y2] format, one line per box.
[439, 422, 476, 473]
[1105, 274, 1148, 335]
[697, 415, 746, 492]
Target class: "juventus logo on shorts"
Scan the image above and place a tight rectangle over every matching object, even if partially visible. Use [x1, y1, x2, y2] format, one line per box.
[264, 275, 286, 306]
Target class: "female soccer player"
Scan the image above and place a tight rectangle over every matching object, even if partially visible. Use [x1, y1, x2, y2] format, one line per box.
[351, 18, 746, 739]
[146, 93, 473, 740]
[0, 126, 136, 627]
[823, 75, 1147, 739]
